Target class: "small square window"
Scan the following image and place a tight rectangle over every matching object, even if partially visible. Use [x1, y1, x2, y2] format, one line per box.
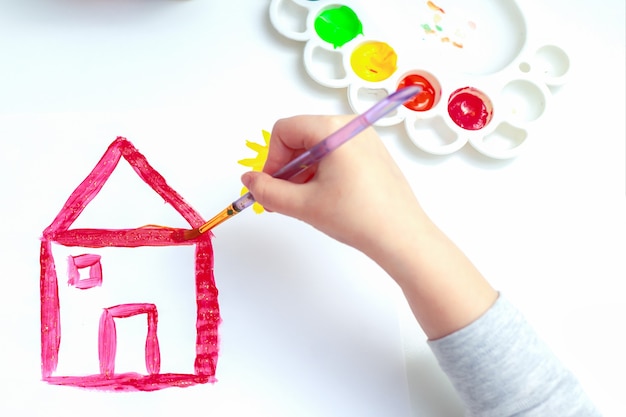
[68, 254, 102, 289]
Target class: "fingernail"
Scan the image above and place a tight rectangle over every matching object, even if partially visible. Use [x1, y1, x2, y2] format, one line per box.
[241, 172, 253, 188]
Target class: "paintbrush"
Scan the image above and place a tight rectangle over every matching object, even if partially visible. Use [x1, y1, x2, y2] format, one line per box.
[180, 86, 421, 241]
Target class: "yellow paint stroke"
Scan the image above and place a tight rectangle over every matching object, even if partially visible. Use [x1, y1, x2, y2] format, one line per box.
[238, 130, 271, 214]
[427, 1, 445, 14]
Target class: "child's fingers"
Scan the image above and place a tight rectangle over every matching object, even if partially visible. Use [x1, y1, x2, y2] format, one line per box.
[263, 115, 354, 175]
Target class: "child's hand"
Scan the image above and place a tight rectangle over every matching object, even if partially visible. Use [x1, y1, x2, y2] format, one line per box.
[241, 115, 428, 261]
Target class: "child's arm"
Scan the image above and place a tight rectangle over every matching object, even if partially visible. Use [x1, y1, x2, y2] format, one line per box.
[241, 115, 600, 416]
[241, 115, 498, 340]
[428, 295, 601, 416]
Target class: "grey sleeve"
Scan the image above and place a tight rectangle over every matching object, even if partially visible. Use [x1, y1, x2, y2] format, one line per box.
[427, 295, 601, 417]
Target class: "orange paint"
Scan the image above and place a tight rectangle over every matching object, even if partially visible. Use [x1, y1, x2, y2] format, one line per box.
[427, 1, 445, 14]
[350, 41, 397, 82]
[397, 74, 438, 111]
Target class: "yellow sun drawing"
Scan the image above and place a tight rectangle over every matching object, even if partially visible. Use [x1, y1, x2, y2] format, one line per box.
[238, 129, 271, 213]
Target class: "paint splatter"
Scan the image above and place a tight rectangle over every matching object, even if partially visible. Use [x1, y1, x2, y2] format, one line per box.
[238, 130, 271, 214]
[397, 74, 438, 111]
[421, 24, 436, 34]
[427, 1, 445, 14]
[350, 41, 397, 82]
[40, 137, 220, 391]
[420, 1, 475, 49]
[447, 87, 493, 130]
[314, 5, 363, 48]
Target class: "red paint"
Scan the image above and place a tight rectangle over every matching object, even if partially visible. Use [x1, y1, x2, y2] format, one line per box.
[447, 87, 492, 130]
[397, 74, 438, 111]
[40, 137, 220, 391]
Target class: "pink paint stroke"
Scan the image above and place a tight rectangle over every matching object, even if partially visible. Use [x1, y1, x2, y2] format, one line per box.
[40, 241, 60, 379]
[68, 254, 102, 289]
[99, 304, 160, 377]
[39, 137, 220, 391]
[194, 238, 220, 376]
[44, 373, 214, 392]
[53, 228, 194, 248]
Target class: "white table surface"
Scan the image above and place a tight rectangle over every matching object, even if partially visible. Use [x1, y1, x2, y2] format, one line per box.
[0, 1, 624, 416]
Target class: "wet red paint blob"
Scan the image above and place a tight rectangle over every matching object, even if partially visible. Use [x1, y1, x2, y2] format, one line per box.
[447, 87, 492, 130]
[397, 74, 437, 111]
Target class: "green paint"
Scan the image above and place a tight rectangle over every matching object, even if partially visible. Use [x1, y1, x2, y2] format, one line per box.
[435, 25, 443, 31]
[421, 24, 433, 33]
[227, 209, 234, 216]
[314, 6, 363, 48]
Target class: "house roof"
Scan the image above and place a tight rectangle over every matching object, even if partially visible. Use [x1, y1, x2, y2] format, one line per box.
[42, 137, 207, 246]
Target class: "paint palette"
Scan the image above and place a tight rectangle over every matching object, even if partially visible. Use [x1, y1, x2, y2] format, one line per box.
[269, 0, 570, 159]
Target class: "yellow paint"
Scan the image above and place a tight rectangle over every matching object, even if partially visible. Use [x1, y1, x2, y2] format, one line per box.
[238, 130, 271, 214]
[350, 41, 397, 82]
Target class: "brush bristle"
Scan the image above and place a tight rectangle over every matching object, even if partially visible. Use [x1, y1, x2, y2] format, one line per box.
[171, 228, 201, 242]
[182, 228, 201, 241]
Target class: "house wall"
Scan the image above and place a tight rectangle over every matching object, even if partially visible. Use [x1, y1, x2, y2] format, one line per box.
[51, 243, 198, 376]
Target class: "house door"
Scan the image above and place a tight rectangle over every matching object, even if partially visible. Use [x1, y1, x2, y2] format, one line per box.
[98, 303, 160, 376]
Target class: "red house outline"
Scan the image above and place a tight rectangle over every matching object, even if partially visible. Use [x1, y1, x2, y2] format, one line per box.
[40, 137, 220, 391]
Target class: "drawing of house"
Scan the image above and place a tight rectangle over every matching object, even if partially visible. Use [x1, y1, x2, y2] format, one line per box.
[39, 137, 220, 392]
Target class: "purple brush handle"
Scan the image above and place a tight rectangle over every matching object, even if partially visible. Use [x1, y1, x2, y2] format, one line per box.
[232, 86, 421, 212]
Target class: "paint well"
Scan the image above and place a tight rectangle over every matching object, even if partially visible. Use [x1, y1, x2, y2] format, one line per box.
[535, 45, 570, 78]
[482, 122, 527, 153]
[409, 115, 462, 155]
[447, 87, 493, 130]
[419, 0, 526, 75]
[397, 72, 440, 111]
[500, 79, 546, 123]
[350, 41, 397, 82]
[314, 5, 363, 48]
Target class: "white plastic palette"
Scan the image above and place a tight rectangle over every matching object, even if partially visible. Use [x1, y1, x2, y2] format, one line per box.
[269, 0, 570, 159]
